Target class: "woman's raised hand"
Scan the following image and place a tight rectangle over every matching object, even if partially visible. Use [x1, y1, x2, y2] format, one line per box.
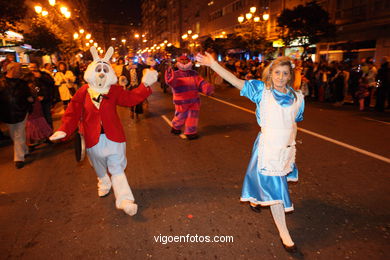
[195, 52, 215, 67]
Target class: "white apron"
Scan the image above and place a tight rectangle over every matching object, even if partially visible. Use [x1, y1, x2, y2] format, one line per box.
[258, 88, 303, 176]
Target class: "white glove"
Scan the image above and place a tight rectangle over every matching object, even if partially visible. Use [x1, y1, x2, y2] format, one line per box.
[49, 131, 67, 141]
[141, 69, 158, 87]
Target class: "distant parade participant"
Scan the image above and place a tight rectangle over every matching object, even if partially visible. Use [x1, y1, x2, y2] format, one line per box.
[196, 53, 304, 255]
[54, 62, 76, 109]
[50, 47, 158, 216]
[165, 55, 214, 140]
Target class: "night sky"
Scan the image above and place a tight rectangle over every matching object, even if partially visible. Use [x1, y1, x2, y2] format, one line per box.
[88, 0, 142, 25]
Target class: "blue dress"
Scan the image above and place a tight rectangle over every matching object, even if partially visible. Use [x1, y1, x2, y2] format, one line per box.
[240, 80, 305, 212]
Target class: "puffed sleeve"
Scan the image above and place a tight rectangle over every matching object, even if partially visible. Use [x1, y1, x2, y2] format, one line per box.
[295, 97, 305, 122]
[240, 80, 265, 104]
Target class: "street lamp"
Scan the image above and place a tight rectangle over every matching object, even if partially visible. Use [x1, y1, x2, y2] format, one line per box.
[237, 6, 270, 55]
[73, 32, 79, 39]
[79, 29, 85, 34]
[64, 11, 71, 19]
[42, 10, 49, 16]
[48, 0, 56, 6]
[35, 6, 43, 14]
[86, 34, 91, 40]
[245, 13, 253, 20]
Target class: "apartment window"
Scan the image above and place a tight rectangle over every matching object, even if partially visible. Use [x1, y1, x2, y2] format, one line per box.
[209, 9, 223, 21]
[232, 0, 244, 12]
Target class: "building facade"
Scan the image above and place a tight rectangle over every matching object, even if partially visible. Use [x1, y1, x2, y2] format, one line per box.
[140, 0, 390, 63]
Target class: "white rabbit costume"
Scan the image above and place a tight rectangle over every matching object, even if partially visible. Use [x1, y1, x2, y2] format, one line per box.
[50, 47, 158, 216]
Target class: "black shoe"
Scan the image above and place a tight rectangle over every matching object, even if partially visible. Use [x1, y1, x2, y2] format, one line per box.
[249, 204, 261, 213]
[186, 133, 199, 140]
[281, 240, 304, 257]
[15, 161, 25, 169]
[282, 243, 297, 253]
[170, 128, 181, 135]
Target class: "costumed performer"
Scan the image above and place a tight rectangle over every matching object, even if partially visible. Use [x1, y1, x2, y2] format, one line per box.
[50, 46, 158, 216]
[196, 53, 304, 254]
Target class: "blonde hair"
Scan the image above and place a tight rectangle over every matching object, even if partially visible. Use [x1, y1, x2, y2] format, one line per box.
[262, 57, 295, 88]
[262, 56, 297, 100]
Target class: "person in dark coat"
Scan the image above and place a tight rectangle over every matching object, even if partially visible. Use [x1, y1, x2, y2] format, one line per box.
[375, 57, 390, 112]
[0, 62, 34, 168]
[28, 63, 55, 128]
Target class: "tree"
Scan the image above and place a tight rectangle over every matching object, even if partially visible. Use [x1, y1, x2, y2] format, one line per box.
[0, 0, 27, 35]
[277, 0, 336, 58]
[23, 24, 63, 55]
[234, 22, 269, 55]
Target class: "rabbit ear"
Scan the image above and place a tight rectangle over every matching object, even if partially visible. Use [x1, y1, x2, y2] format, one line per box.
[90, 46, 99, 61]
[103, 47, 114, 62]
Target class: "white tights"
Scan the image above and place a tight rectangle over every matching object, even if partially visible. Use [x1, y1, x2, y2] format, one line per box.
[270, 203, 294, 247]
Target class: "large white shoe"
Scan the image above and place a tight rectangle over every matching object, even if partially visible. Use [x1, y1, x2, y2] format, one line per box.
[119, 200, 138, 216]
[97, 175, 112, 197]
[111, 173, 138, 216]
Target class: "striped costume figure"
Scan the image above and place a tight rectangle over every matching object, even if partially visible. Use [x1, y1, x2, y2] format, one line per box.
[165, 55, 214, 139]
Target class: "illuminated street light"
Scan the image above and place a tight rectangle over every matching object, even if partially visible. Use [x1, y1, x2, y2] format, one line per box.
[238, 16, 244, 23]
[156, 46, 160, 50]
[86, 34, 91, 39]
[86, 42, 90, 46]
[49, 0, 56, 6]
[99, 49, 104, 54]
[164, 40, 168, 43]
[142, 34, 145, 37]
[246, 13, 253, 20]
[111, 37, 116, 40]
[187, 30, 192, 35]
[35, 6, 42, 14]
[182, 34, 188, 39]
[167, 43, 172, 47]
[60, 6, 68, 14]
[192, 34, 199, 40]
[250, 7, 256, 13]
[64, 11, 71, 18]
[97, 47, 102, 50]
[79, 29, 85, 34]
[134, 33, 140, 38]
[160, 43, 165, 46]
[73, 32, 79, 39]
[262, 13, 270, 21]
[254, 16, 260, 22]
[121, 39, 126, 43]
[94, 43, 98, 47]
[143, 39, 147, 42]
[42, 10, 48, 16]
[89, 39, 93, 43]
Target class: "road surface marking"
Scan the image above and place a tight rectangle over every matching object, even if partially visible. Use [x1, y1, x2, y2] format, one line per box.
[203, 95, 390, 164]
[362, 117, 390, 125]
[161, 115, 187, 139]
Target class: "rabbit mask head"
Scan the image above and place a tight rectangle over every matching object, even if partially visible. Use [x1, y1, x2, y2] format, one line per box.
[84, 46, 117, 93]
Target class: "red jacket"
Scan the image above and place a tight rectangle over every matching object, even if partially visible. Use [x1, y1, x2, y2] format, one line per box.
[58, 83, 151, 148]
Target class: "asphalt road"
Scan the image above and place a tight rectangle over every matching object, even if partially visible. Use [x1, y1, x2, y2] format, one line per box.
[0, 84, 389, 260]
